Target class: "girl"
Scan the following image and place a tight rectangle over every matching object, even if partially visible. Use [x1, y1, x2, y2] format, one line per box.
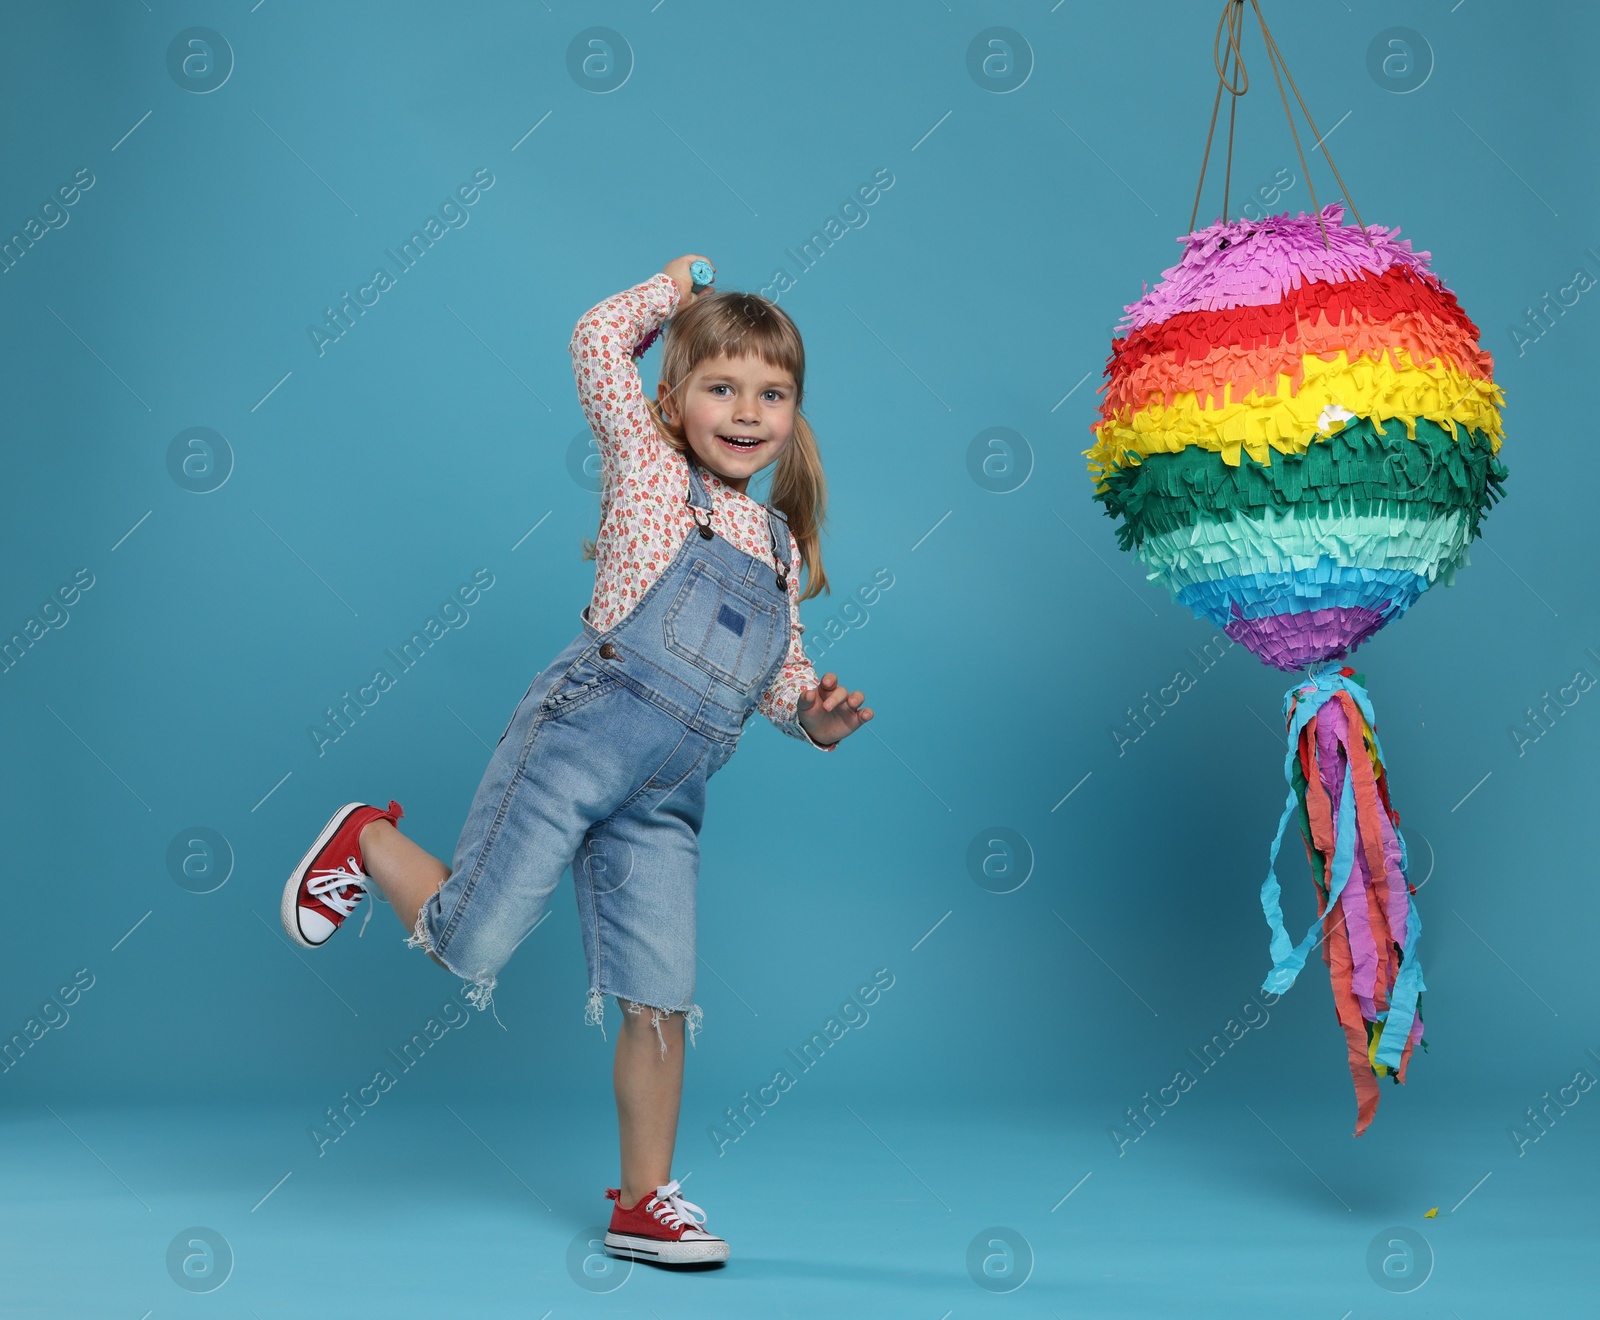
[278, 254, 872, 1266]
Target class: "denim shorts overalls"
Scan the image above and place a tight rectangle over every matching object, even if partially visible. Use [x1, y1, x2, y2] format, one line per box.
[408, 460, 793, 1045]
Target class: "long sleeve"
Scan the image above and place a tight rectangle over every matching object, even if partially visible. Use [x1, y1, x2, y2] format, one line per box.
[568, 272, 681, 484]
[759, 531, 836, 751]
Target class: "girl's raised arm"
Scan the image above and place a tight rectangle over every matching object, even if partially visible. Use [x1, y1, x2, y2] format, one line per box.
[568, 273, 681, 481]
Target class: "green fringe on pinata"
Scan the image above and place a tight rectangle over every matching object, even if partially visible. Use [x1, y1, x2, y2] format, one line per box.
[1095, 418, 1507, 552]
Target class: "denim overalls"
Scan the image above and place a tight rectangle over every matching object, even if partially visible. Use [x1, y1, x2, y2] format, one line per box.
[408, 460, 794, 1047]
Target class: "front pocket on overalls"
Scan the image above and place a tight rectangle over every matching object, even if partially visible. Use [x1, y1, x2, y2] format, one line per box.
[542, 653, 619, 716]
[661, 560, 779, 695]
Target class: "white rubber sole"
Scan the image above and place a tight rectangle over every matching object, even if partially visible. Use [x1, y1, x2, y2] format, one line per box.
[279, 802, 369, 949]
[603, 1230, 730, 1265]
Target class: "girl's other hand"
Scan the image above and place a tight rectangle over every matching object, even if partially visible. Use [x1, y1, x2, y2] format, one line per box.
[796, 673, 873, 747]
[663, 254, 714, 306]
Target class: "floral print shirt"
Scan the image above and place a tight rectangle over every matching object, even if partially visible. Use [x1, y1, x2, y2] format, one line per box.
[569, 272, 829, 749]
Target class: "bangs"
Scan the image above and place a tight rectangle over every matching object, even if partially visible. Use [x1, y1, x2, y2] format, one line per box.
[663, 292, 806, 400]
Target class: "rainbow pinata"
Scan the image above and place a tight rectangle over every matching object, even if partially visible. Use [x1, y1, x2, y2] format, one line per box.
[1086, 203, 1508, 1134]
[1087, 203, 1507, 671]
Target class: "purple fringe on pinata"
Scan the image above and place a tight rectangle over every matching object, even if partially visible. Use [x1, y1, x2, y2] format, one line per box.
[1224, 602, 1393, 672]
[1118, 204, 1443, 331]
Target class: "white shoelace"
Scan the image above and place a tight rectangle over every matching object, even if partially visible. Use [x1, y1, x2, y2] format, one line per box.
[306, 856, 369, 917]
[646, 1180, 707, 1233]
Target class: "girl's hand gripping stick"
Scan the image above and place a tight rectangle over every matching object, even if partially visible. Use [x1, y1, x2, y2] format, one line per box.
[634, 260, 715, 360]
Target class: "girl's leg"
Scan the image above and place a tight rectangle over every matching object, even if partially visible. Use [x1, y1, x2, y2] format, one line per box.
[614, 998, 686, 1206]
[360, 820, 450, 967]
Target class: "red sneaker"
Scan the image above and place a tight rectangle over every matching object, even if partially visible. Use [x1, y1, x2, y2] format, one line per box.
[603, 1180, 730, 1265]
[280, 801, 404, 948]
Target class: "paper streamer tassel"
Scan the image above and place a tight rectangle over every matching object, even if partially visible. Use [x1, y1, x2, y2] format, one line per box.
[1257, 665, 1426, 1135]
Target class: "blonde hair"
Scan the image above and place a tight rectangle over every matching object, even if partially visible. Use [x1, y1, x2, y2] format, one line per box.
[584, 290, 830, 600]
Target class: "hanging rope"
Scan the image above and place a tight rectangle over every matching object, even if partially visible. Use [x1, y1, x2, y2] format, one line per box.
[1188, 0, 1373, 250]
[1249, 0, 1328, 247]
[1188, 0, 1249, 233]
[1248, 0, 1371, 246]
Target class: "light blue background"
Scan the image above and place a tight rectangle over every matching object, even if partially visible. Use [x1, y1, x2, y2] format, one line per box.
[2, 2, 1596, 1315]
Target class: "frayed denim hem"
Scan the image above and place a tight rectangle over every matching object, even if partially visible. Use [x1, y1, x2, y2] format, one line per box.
[588, 991, 702, 1059]
[403, 904, 432, 954]
[405, 906, 504, 1030]
[584, 987, 609, 1042]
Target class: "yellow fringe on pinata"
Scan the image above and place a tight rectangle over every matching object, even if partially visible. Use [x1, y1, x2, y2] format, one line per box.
[1086, 349, 1504, 481]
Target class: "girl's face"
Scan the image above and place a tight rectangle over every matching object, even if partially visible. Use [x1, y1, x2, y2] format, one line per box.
[658, 351, 796, 493]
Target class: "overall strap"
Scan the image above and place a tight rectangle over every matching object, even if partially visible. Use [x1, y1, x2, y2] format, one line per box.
[765, 506, 792, 594]
[683, 459, 716, 540]
[683, 459, 714, 514]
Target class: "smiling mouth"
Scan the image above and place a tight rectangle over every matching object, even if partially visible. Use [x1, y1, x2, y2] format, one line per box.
[717, 434, 763, 452]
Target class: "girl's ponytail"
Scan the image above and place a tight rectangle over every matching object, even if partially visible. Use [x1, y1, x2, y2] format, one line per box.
[769, 410, 829, 600]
